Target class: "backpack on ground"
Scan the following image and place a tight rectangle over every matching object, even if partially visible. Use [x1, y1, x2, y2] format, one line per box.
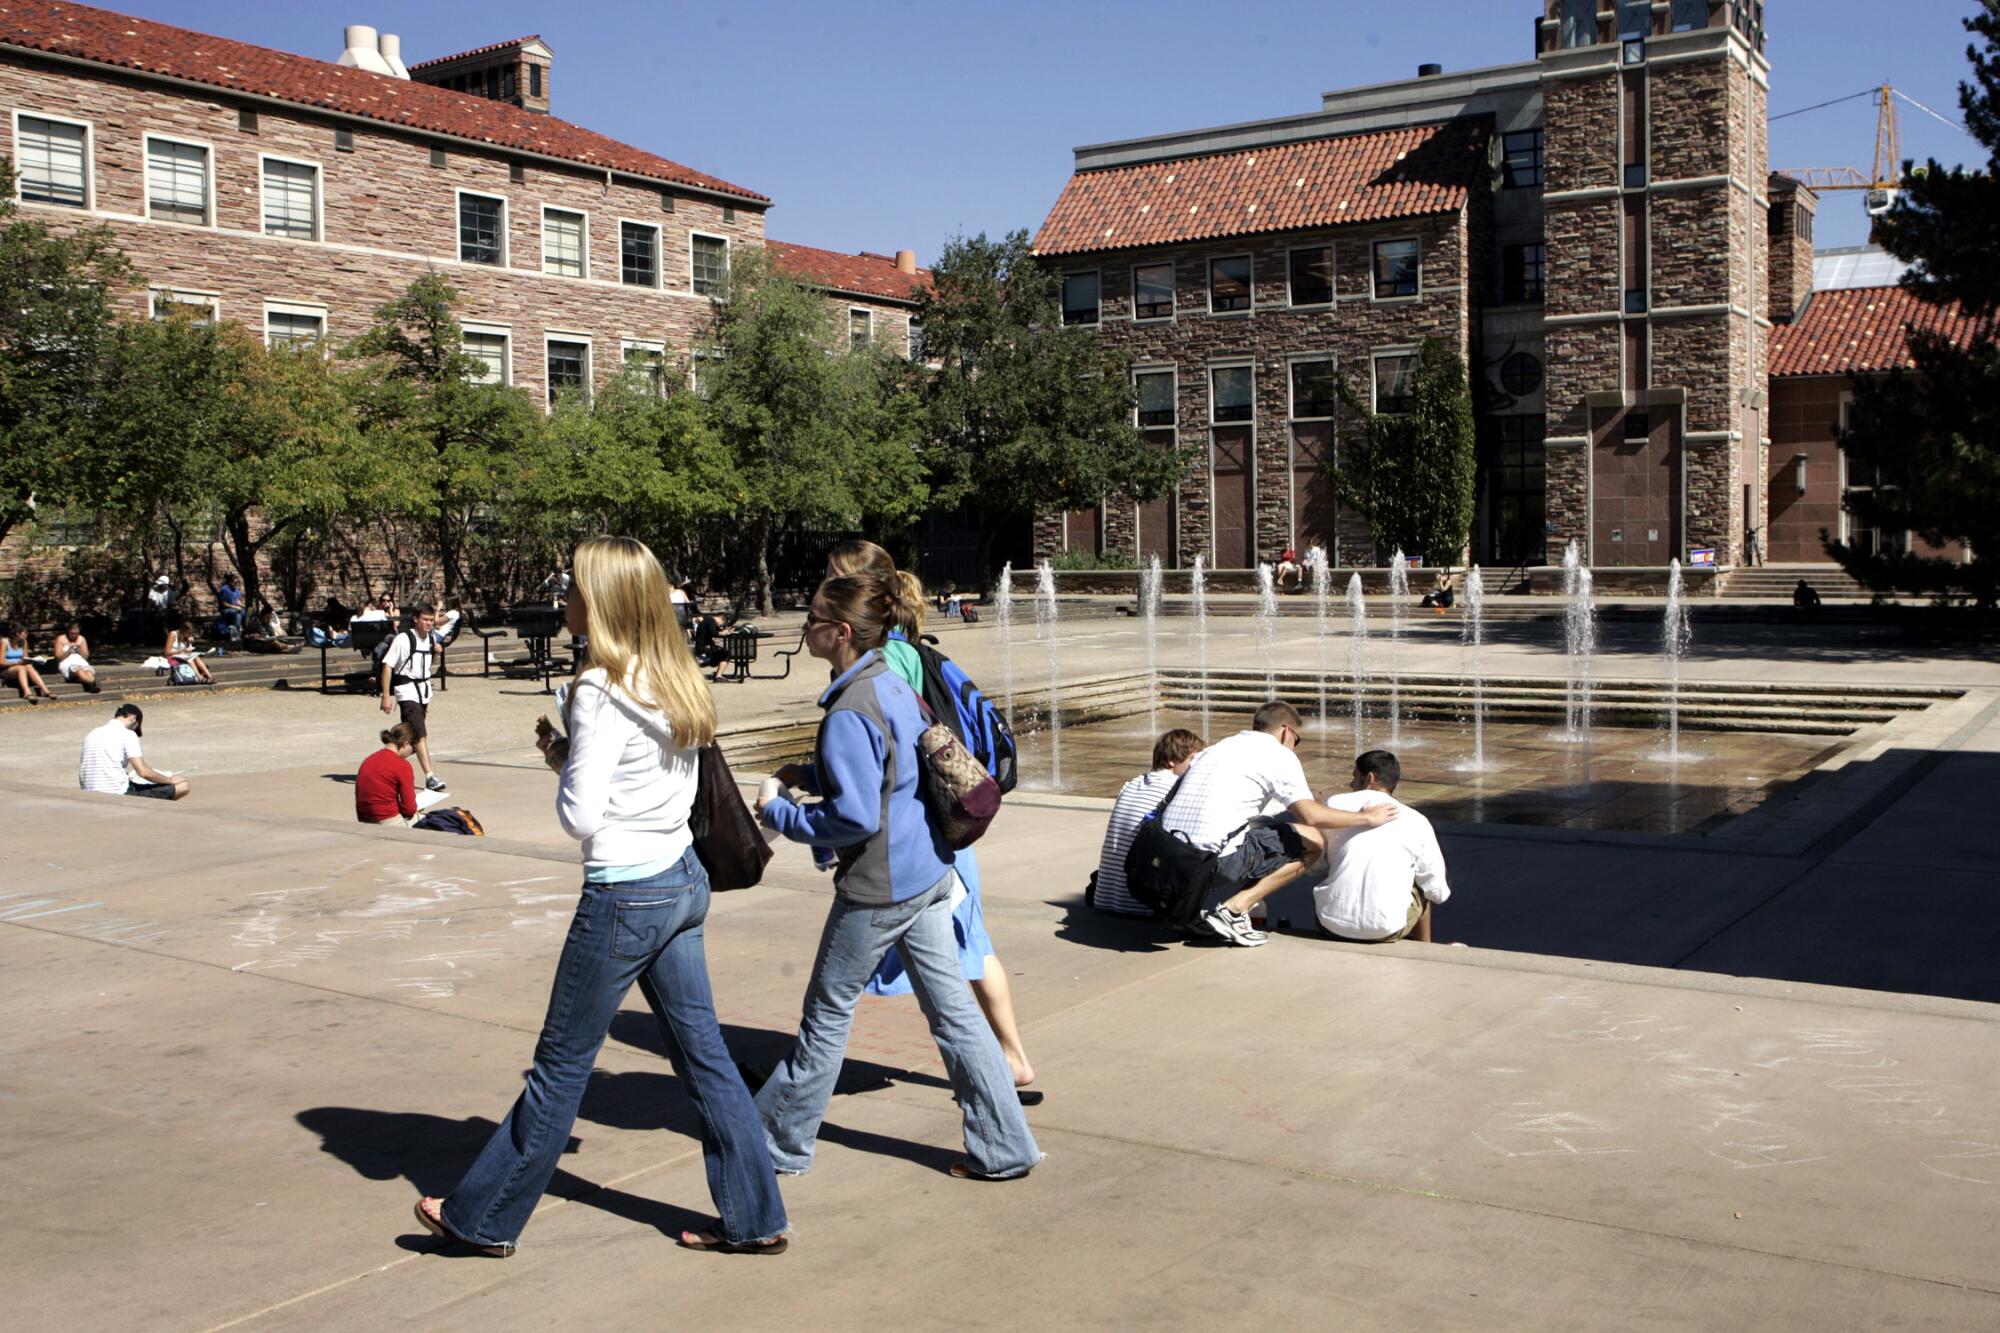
[169, 660, 201, 686]
[414, 806, 483, 836]
[910, 638, 1017, 795]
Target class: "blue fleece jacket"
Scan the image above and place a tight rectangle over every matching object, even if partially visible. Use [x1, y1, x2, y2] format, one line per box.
[760, 650, 953, 906]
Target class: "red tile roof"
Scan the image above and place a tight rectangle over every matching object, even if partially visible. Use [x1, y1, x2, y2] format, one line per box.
[1770, 284, 1994, 377]
[1034, 119, 1490, 256]
[405, 35, 543, 73]
[0, 1, 766, 202]
[767, 240, 929, 303]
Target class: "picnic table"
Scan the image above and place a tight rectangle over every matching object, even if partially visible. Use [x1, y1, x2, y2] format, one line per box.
[713, 626, 805, 683]
[318, 619, 393, 694]
[506, 605, 571, 694]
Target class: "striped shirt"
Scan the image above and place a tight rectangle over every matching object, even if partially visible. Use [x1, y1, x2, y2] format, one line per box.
[1094, 768, 1178, 916]
[79, 720, 140, 794]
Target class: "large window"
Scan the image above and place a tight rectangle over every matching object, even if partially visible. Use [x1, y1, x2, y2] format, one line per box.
[1211, 365, 1253, 423]
[542, 208, 586, 278]
[1485, 415, 1547, 565]
[1061, 271, 1100, 325]
[145, 137, 209, 225]
[622, 340, 666, 395]
[1208, 256, 1252, 313]
[15, 115, 88, 208]
[459, 193, 505, 265]
[691, 234, 728, 295]
[907, 320, 925, 361]
[264, 305, 325, 347]
[151, 289, 217, 327]
[1290, 357, 1337, 420]
[1373, 352, 1416, 415]
[620, 221, 659, 287]
[1502, 130, 1544, 189]
[260, 158, 319, 240]
[1132, 262, 1175, 321]
[1502, 242, 1546, 304]
[1288, 246, 1334, 307]
[1136, 369, 1176, 428]
[463, 327, 510, 384]
[546, 338, 590, 403]
[1372, 239, 1419, 299]
[849, 308, 873, 349]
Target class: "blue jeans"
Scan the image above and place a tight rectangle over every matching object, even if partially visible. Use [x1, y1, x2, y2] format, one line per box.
[756, 871, 1041, 1178]
[442, 851, 786, 1247]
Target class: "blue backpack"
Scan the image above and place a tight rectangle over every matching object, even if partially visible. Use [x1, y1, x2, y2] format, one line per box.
[911, 638, 1018, 795]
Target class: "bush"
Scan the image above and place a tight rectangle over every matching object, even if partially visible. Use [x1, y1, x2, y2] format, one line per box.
[1049, 549, 1138, 571]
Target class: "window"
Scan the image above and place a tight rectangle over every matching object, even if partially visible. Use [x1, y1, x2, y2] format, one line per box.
[620, 221, 659, 287]
[265, 306, 325, 347]
[531, 65, 543, 97]
[1797, 204, 1814, 245]
[849, 308, 872, 349]
[1625, 288, 1649, 314]
[1290, 357, 1337, 420]
[1061, 271, 1100, 325]
[542, 208, 586, 278]
[546, 338, 590, 403]
[1625, 163, 1647, 188]
[1373, 353, 1416, 415]
[334, 129, 354, 153]
[1210, 365, 1253, 423]
[1208, 256, 1252, 313]
[459, 193, 505, 265]
[1502, 242, 1546, 304]
[906, 320, 925, 361]
[1372, 239, 1419, 298]
[1499, 351, 1543, 397]
[691, 233, 728, 295]
[1502, 130, 1543, 188]
[260, 158, 319, 241]
[145, 137, 209, 225]
[1671, 0, 1708, 29]
[691, 348, 724, 397]
[1624, 411, 1650, 440]
[151, 289, 218, 327]
[15, 115, 88, 208]
[1132, 263, 1175, 321]
[622, 340, 666, 395]
[1560, 0, 1598, 47]
[462, 327, 510, 384]
[1485, 415, 1547, 566]
[1288, 247, 1333, 307]
[1135, 369, 1175, 428]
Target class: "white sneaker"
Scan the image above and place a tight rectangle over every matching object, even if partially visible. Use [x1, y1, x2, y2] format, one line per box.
[425, 773, 448, 793]
[1201, 907, 1268, 947]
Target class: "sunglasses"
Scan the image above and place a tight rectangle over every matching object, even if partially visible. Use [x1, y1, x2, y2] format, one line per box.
[804, 610, 847, 631]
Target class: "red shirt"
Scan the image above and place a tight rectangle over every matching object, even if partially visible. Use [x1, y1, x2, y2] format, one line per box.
[356, 748, 416, 823]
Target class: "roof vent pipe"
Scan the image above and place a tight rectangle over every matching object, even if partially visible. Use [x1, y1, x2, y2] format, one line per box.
[377, 32, 411, 80]
[337, 25, 395, 76]
[1418, 62, 1443, 77]
[895, 250, 918, 275]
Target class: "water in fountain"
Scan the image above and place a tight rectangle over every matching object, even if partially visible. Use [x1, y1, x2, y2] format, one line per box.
[1659, 557, 1695, 763]
[1255, 562, 1279, 696]
[1309, 547, 1332, 732]
[1141, 554, 1163, 739]
[1191, 555, 1211, 739]
[996, 561, 1016, 734]
[1456, 565, 1489, 772]
[1035, 559, 1063, 787]
[1560, 540, 1597, 742]
[1386, 550, 1408, 745]
[1345, 572, 1370, 752]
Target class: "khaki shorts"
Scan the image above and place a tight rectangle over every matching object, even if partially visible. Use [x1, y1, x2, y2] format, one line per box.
[1326, 888, 1428, 943]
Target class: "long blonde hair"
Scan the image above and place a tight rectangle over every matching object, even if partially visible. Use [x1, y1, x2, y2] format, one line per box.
[568, 536, 715, 747]
[826, 539, 925, 638]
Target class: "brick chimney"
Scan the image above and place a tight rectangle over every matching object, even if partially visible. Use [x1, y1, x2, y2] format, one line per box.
[408, 36, 553, 113]
[1767, 175, 1818, 324]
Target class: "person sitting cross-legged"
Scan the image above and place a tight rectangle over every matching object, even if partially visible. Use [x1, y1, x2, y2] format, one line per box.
[1091, 727, 1205, 917]
[1310, 750, 1450, 944]
[78, 704, 189, 800]
[1171, 700, 1397, 947]
[52, 622, 101, 692]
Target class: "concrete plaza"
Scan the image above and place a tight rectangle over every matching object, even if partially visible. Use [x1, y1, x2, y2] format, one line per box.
[2, 609, 1998, 1330]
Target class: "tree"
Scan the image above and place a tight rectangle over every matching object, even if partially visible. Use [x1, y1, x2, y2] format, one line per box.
[1827, 3, 2000, 606]
[699, 249, 927, 611]
[342, 274, 541, 599]
[912, 231, 1177, 576]
[0, 159, 133, 551]
[1329, 336, 1478, 567]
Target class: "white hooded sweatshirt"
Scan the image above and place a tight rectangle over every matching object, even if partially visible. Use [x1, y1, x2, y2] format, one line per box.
[555, 667, 699, 873]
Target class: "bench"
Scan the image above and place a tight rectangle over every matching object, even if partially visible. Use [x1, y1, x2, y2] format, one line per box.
[319, 619, 393, 694]
[506, 606, 570, 695]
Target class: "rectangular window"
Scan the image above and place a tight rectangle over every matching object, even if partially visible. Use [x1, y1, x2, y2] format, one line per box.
[459, 193, 505, 265]
[1061, 271, 1100, 325]
[151, 289, 218, 327]
[546, 338, 590, 402]
[542, 208, 586, 278]
[1288, 247, 1333, 307]
[622, 340, 666, 395]
[691, 234, 728, 295]
[1501, 130, 1544, 188]
[462, 328, 510, 385]
[1135, 369, 1175, 428]
[265, 308, 325, 346]
[1798, 204, 1813, 245]
[531, 65, 543, 97]
[15, 115, 88, 208]
[1211, 365, 1253, 423]
[849, 308, 872, 349]
[1502, 242, 1546, 304]
[1132, 263, 1174, 320]
[1671, 0, 1707, 29]
[1485, 415, 1547, 566]
[1625, 288, 1649, 314]
[691, 349, 723, 397]
[620, 221, 659, 287]
[1374, 353, 1416, 415]
[906, 320, 925, 361]
[1372, 239, 1419, 298]
[1290, 357, 1337, 420]
[1208, 256, 1252, 313]
[260, 159, 319, 240]
[145, 137, 209, 225]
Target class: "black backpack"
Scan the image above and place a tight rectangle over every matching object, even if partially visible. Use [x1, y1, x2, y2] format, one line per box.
[1124, 773, 1243, 927]
[370, 628, 420, 689]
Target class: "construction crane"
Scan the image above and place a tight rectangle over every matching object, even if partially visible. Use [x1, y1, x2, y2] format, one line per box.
[1775, 82, 1905, 216]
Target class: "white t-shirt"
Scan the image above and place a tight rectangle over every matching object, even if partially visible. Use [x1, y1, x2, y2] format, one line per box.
[79, 720, 140, 794]
[1311, 790, 1451, 940]
[352, 607, 388, 624]
[1159, 730, 1312, 854]
[380, 630, 435, 704]
[1094, 768, 1177, 915]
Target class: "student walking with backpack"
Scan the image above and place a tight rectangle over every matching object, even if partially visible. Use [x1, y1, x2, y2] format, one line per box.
[378, 604, 446, 795]
[756, 573, 1041, 1181]
[824, 541, 1035, 1097]
[415, 536, 788, 1257]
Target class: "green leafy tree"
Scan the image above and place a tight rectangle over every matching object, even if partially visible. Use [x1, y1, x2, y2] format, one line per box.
[1329, 336, 1477, 567]
[912, 231, 1176, 576]
[0, 158, 133, 550]
[700, 249, 927, 611]
[1828, 3, 2000, 606]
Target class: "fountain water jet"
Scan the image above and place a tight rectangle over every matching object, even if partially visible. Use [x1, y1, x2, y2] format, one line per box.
[1560, 540, 1596, 742]
[996, 562, 1015, 734]
[1455, 565, 1489, 772]
[1141, 554, 1163, 739]
[1386, 550, 1408, 745]
[1660, 557, 1695, 763]
[1191, 555, 1211, 740]
[1255, 562, 1279, 696]
[1345, 572, 1370, 752]
[1035, 559, 1062, 787]
[1309, 547, 1331, 732]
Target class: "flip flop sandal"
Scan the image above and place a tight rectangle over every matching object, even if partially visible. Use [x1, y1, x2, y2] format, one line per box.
[679, 1228, 789, 1255]
[949, 1161, 1031, 1182]
[413, 1197, 515, 1257]
[1017, 1089, 1045, 1107]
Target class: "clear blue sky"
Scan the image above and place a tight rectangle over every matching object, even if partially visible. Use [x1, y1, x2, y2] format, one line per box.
[112, 0, 1989, 260]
